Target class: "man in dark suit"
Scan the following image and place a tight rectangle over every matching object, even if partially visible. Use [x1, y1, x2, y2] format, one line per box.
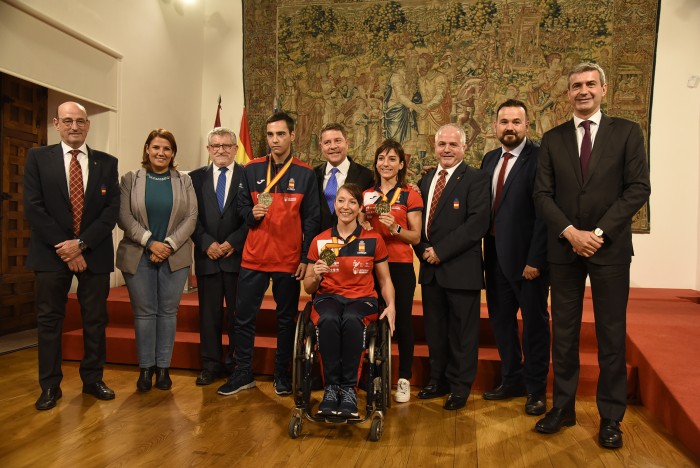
[480, 100, 550, 416]
[23, 101, 120, 410]
[314, 122, 373, 231]
[190, 127, 248, 386]
[414, 123, 490, 410]
[533, 63, 651, 449]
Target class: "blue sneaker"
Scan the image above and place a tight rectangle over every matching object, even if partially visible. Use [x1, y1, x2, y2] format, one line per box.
[317, 385, 340, 416]
[274, 375, 292, 396]
[337, 386, 359, 418]
[217, 371, 255, 396]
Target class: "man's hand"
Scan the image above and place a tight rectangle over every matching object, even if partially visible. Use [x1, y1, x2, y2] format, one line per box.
[206, 242, 226, 260]
[220, 241, 234, 258]
[252, 203, 268, 221]
[522, 265, 540, 280]
[294, 262, 307, 280]
[67, 254, 87, 273]
[55, 239, 82, 263]
[379, 305, 396, 335]
[563, 227, 604, 257]
[422, 246, 441, 265]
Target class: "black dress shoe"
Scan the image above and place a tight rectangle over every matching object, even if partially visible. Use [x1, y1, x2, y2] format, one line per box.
[535, 407, 576, 434]
[195, 369, 220, 386]
[155, 367, 172, 390]
[525, 393, 547, 416]
[444, 393, 469, 410]
[82, 381, 116, 400]
[483, 382, 527, 400]
[599, 418, 623, 449]
[137, 366, 156, 392]
[35, 387, 62, 410]
[418, 383, 449, 400]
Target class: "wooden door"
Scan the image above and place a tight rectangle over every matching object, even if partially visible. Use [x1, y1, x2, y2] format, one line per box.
[0, 73, 47, 335]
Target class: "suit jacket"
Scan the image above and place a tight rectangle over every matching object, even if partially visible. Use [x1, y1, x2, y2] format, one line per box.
[23, 144, 120, 274]
[315, 156, 374, 231]
[116, 168, 198, 275]
[189, 163, 248, 276]
[481, 139, 547, 281]
[414, 161, 490, 290]
[534, 114, 651, 265]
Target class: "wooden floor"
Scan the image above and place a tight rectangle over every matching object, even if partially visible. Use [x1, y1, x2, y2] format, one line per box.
[0, 349, 697, 468]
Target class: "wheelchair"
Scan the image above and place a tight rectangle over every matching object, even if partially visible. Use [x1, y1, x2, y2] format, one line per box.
[287, 301, 392, 441]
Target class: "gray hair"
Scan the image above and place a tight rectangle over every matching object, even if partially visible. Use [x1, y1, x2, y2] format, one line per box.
[568, 62, 607, 87]
[435, 123, 467, 146]
[207, 126, 237, 145]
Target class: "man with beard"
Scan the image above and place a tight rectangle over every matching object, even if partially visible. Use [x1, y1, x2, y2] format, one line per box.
[480, 100, 550, 416]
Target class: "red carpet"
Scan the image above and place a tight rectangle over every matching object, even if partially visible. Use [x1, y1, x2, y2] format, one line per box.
[63, 286, 700, 459]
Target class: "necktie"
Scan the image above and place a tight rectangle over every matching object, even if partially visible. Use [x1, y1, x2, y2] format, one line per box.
[69, 150, 84, 237]
[580, 120, 592, 180]
[427, 169, 447, 235]
[324, 167, 339, 214]
[490, 152, 513, 235]
[216, 167, 228, 213]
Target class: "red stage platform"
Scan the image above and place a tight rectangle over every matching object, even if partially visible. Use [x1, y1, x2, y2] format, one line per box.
[63, 287, 700, 459]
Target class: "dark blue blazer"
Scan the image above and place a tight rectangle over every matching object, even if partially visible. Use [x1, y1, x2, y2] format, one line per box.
[190, 163, 248, 275]
[481, 139, 547, 281]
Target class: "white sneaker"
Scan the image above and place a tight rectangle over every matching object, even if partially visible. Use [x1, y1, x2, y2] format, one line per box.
[395, 378, 410, 403]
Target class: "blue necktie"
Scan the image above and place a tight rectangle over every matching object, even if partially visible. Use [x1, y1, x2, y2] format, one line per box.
[324, 167, 339, 214]
[216, 167, 228, 213]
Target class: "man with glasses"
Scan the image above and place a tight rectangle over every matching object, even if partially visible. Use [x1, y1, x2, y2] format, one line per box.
[24, 101, 120, 410]
[189, 127, 248, 386]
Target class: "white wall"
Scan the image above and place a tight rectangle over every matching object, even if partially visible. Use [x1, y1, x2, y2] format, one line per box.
[632, 0, 700, 289]
[2, 0, 699, 289]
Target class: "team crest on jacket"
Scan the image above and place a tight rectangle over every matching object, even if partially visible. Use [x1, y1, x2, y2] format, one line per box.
[288, 178, 295, 191]
[358, 241, 366, 254]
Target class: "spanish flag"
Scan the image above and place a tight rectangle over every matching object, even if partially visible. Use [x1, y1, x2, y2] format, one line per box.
[235, 107, 252, 165]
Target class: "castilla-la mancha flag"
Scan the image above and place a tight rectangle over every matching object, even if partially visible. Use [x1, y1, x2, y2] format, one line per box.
[235, 107, 252, 165]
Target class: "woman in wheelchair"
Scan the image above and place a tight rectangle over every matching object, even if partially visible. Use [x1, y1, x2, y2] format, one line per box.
[303, 183, 395, 418]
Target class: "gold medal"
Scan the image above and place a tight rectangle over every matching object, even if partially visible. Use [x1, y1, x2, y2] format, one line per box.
[257, 191, 273, 207]
[375, 201, 390, 215]
[320, 249, 336, 266]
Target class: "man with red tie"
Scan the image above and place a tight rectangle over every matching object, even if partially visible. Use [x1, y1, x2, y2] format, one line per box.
[414, 123, 490, 410]
[534, 63, 651, 448]
[24, 101, 120, 410]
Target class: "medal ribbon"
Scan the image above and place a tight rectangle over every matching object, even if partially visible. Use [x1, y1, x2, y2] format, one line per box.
[322, 235, 357, 256]
[378, 187, 402, 206]
[264, 155, 294, 193]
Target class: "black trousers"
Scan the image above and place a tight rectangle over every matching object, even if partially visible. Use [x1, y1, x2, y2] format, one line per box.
[389, 262, 416, 380]
[35, 269, 110, 390]
[197, 271, 239, 374]
[484, 237, 550, 394]
[550, 259, 630, 421]
[421, 280, 480, 395]
[314, 295, 377, 388]
[234, 267, 300, 377]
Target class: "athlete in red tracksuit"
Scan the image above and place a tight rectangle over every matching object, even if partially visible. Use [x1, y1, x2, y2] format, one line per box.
[217, 112, 320, 397]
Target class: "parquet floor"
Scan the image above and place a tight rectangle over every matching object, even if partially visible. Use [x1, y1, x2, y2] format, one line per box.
[0, 348, 697, 467]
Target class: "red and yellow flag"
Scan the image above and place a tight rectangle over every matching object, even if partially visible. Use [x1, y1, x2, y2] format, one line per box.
[235, 107, 252, 165]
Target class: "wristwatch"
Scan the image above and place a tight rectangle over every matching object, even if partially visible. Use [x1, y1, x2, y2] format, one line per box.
[77, 239, 88, 252]
[391, 225, 402, 236]
[594, 228, 604, 237]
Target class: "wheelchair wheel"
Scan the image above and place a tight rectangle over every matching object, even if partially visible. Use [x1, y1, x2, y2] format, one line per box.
[292, 303, 313, 407]
[288, 414, 303, 439]
[380, 320, 392, 410]
[369, 416, 383, 442]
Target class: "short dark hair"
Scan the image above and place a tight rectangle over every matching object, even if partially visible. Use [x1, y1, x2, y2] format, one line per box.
[337, 183, 363, 207]
[496, 99, 529, 119]
[372, 139, 408, 187]
[142, 128, 178, 170]
[320, 122, 348, 140]
[266, 111, 295, 132]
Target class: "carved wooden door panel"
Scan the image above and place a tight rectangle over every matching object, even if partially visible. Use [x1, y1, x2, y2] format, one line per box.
[0, 73, 47, 335]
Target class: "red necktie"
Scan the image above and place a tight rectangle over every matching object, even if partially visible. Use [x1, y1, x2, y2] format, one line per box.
[490, 152, 513, 235]
[69, 149, 84, 236]
[427, 169, 447, 236]
[579, 120, 592, 179]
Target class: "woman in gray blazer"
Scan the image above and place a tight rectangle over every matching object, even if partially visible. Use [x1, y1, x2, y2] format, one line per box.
[116, 129, 197, 392]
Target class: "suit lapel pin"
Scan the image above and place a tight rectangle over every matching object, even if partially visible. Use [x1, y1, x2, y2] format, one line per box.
[453, 198, 459, 209]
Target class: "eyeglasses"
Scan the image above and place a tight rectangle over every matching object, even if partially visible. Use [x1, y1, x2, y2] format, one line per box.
[208, 144, 236, 151]
[58, 118, 88, 128]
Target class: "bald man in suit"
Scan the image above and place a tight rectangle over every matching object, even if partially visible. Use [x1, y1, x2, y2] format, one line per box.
[533, 63, 650, 449]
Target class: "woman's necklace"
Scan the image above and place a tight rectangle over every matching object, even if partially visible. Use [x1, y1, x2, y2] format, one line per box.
[147, 172, 170, 181]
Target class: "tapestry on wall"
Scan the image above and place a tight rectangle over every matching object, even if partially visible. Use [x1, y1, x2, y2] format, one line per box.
[243, 0, 657, 232]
